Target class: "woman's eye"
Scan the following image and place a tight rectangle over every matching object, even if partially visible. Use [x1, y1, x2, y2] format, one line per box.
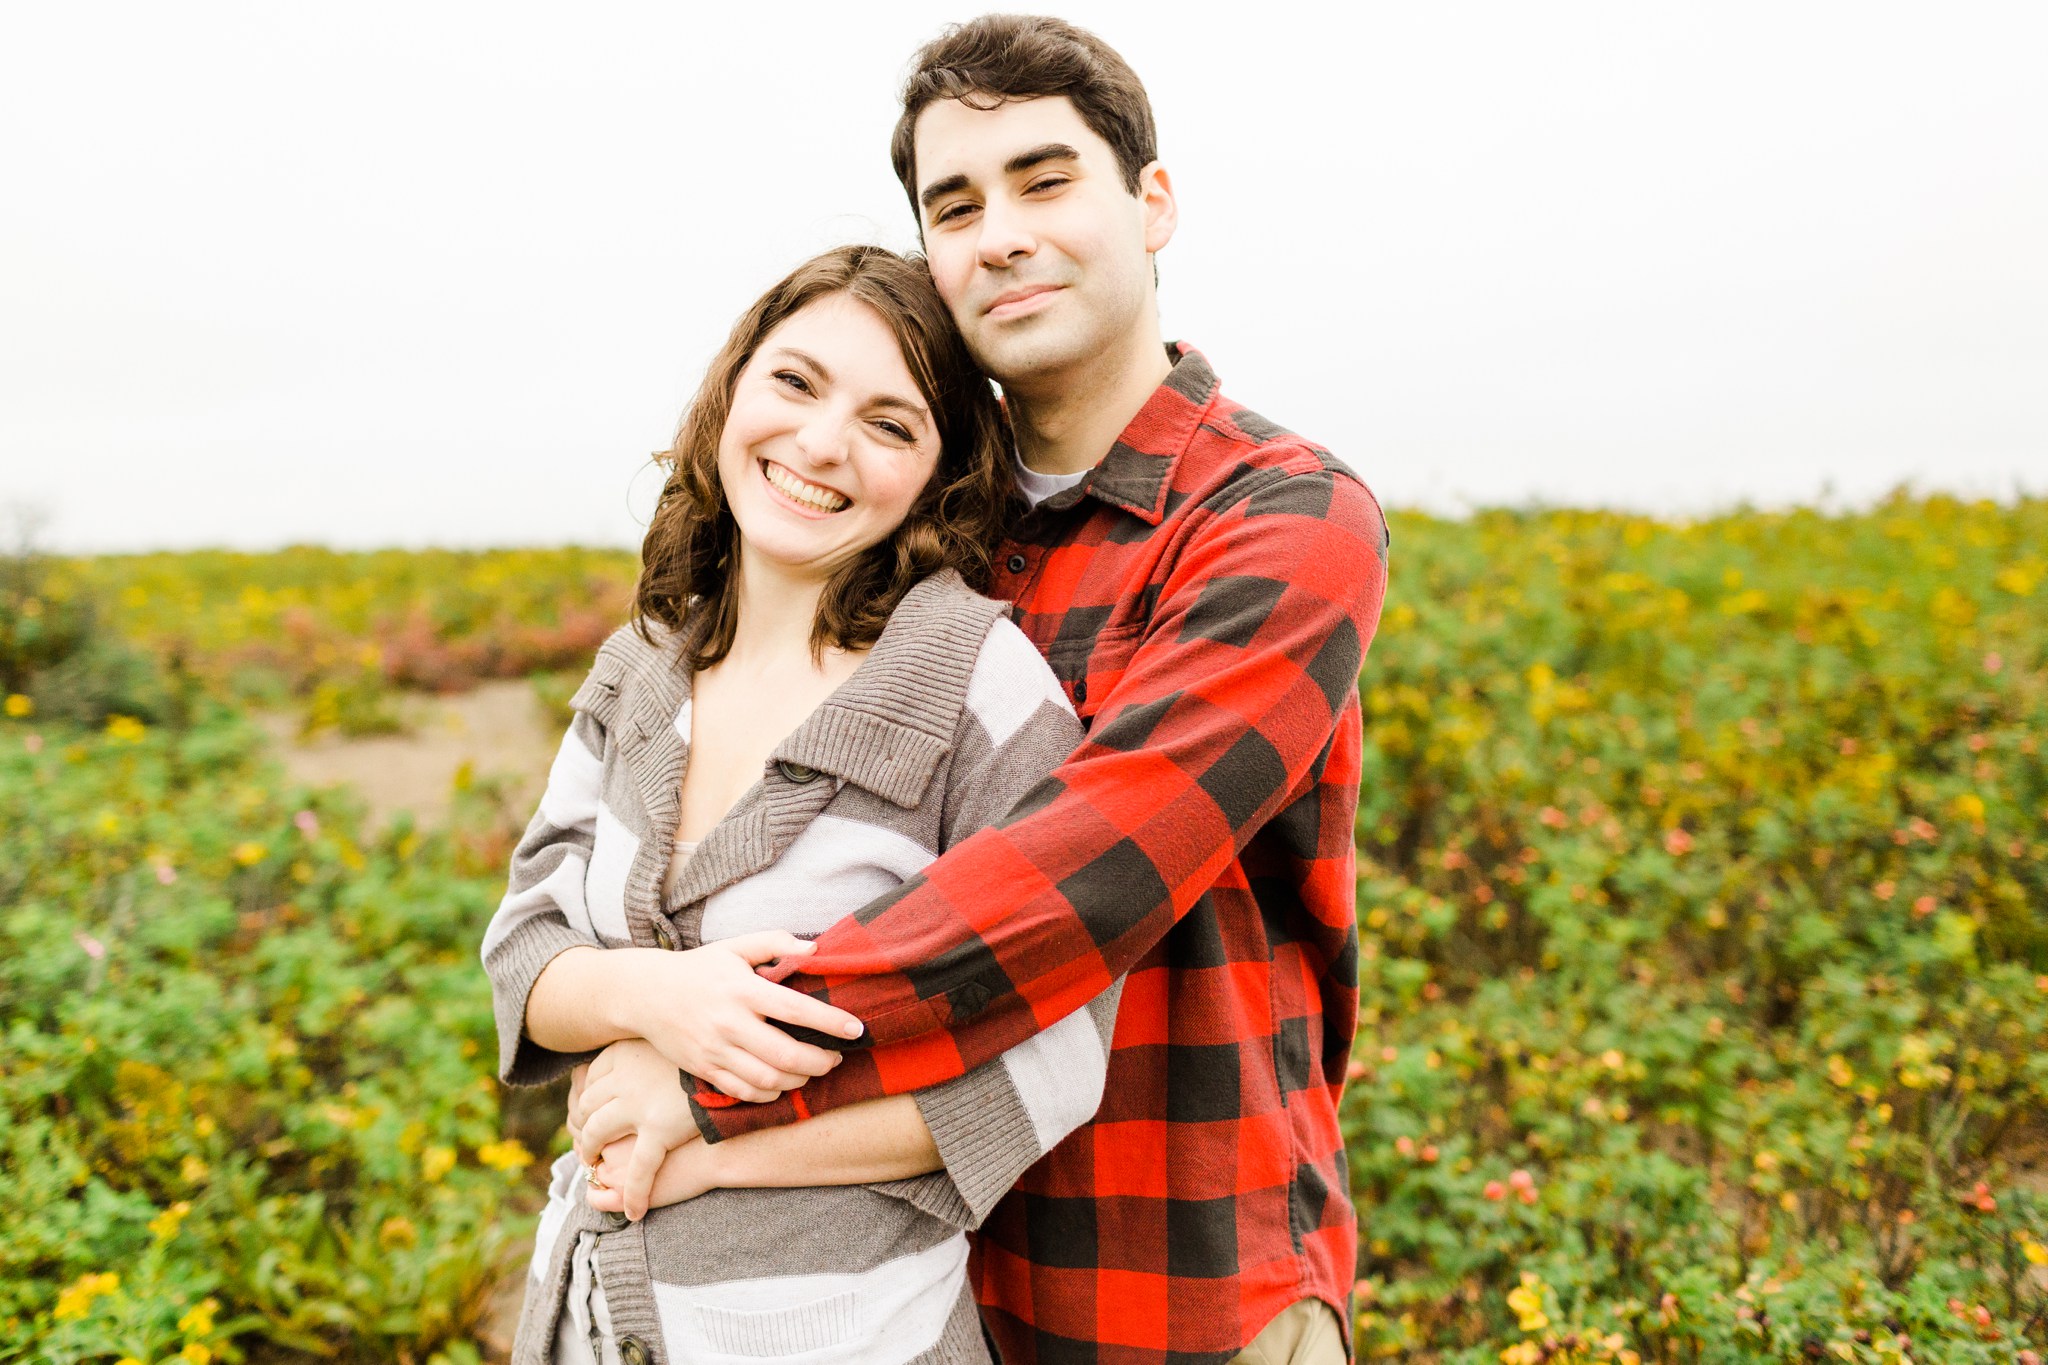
[873, 420, 912, 442]
[774, 370, 812, 394]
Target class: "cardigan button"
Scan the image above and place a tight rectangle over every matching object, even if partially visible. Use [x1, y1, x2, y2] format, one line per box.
[1005, 553, 1028, 574]
[602, 1211, 629, 1231]
[618, 1337, 652, 1365]
[776, 760, 818, 784]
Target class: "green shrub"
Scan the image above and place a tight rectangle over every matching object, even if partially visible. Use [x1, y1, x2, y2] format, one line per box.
[1344, 494, 2048, 1361]
[0, 708, 538, 1363]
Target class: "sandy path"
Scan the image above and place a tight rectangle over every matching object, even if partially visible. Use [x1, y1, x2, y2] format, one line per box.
[258, 679, 563, 829]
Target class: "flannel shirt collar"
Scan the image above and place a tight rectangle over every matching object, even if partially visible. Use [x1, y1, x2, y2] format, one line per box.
[1038, 342, 1218, 526]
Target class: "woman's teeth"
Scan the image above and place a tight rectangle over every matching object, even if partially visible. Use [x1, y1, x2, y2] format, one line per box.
[764, 462, 849, 512]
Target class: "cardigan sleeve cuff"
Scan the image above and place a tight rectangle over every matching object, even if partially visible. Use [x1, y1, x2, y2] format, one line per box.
[486, 916, 602, 1087]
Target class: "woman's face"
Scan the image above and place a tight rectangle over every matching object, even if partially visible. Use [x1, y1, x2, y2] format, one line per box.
[717, 293, 942, 585]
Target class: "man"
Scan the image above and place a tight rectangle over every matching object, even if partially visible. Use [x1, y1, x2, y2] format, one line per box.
[542, 14, 1387, 1364]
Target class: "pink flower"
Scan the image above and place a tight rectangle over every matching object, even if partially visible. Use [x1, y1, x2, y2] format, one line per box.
[23, 733, 42, 754]
[294, 809, 320, 838]
[1984, 652, 2004, 674]
[1663, 828, 1694, 856]
[153, 860, 177, 885]
[73, 931, 106, 960]
[1508, 1169, 1535, 1191]
[1394, 1136, 1416, 1158]
[1483, 1180, 1506, 1201]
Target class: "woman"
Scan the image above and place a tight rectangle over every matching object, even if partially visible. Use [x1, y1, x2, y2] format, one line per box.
[478, 244, 1120, 1365]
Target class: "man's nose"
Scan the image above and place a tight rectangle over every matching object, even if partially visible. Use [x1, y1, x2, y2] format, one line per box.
[975, 197, 1036, 269]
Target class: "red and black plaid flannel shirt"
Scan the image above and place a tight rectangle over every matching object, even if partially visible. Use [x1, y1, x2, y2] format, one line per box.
[692, 344, 1388, 1363]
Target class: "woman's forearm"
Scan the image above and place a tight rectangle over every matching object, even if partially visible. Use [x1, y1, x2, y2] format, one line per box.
[705, 1094, 941, 1189]
[524, 945, 647, 1053]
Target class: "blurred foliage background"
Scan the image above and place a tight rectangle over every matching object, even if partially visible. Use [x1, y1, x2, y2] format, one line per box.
[1, 494, 2043, 1363]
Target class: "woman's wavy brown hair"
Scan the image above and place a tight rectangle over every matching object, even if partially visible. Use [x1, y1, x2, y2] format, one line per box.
[634, 244, 1015, 670]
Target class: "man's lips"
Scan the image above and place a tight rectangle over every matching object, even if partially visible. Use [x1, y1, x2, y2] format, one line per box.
[984, 284, 1062, 319]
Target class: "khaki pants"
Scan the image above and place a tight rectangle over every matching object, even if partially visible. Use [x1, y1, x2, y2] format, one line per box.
[1227, 1299, 1347, 1365]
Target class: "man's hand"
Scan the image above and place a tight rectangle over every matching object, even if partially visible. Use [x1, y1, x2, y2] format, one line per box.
[614, 933, 862, 1103]
[586, 1134, 722, 1218]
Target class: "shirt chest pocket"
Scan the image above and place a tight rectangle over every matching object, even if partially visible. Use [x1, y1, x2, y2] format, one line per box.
[1046, 623, 1145, 728]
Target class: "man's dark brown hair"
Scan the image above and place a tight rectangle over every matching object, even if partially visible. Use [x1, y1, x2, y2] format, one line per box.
[635, 244, 1014, 669]
[890, 13, 1158, 211]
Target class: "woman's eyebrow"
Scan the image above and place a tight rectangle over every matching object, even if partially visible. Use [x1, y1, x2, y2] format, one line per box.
[769, 346, 831, 382]
[870, 393, 931, 424]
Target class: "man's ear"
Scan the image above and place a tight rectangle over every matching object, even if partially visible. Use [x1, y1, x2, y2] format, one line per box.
[1138, 161, 1177, 254]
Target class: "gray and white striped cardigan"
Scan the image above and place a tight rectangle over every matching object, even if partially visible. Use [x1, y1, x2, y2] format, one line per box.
[480, 570, 1121, 1365]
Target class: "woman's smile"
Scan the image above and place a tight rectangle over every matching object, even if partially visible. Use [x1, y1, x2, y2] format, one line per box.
[758, 458, 850, 515]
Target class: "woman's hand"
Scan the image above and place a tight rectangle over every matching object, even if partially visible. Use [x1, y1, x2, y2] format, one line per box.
[615, 933, 861, 1103]
[586, 1135, 723, 1218]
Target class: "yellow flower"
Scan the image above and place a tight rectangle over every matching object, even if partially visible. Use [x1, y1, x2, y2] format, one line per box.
[3, 693, 31, 718]
[52, 1270, 120, 1319]
[380, 1215, 419, 1249]
[1950, 792, 1986, 824]
[1507, 1274, 1551, 1332]
[231, 842, 267, 867]
[177, 1295, 219, 1336]
[182, 1344, 213, 1365]
[105, 714, 148, 743]
[421, 1144, 457, 1182]
[149, 1199, 193, 1242]
[2023, 1239, 2048, 1266]
[1500, 1343, 1541, 1365]
[477, 1138, 535, 1172]
[180, 1154, 210, 1184]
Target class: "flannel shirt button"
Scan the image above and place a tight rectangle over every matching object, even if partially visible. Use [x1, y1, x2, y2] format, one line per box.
[952, 982, 992, 1017]
[776, 760, 818, 784]
[1071, 679, 1087, 705]
[1005, 553, 1028, 574]
[618, 1337, 652, 1365]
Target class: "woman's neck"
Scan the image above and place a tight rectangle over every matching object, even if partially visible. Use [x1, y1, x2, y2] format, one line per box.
[718, 551, 835, 675]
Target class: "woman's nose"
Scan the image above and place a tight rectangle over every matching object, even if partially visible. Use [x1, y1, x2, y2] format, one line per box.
[794, 412, 850, 465]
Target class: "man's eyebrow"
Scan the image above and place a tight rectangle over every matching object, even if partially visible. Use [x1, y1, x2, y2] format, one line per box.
[1004, 143, 1080, 176]
[918, 173, 970, 216]
[917, 144, 1081, 216]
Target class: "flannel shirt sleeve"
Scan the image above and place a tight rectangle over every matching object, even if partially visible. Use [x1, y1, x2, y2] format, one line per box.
[898, 617, 1123, 1224]
[479, 701, 610, 1087]
[692, 464, 1385, 1140]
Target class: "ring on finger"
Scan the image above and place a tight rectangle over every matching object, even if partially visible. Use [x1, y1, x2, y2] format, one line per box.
[583, 1163, 609, 1191]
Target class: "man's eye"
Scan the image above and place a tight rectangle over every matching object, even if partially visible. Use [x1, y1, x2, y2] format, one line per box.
[1027, 177, 1070, 194]
[933, 202, 976, 225]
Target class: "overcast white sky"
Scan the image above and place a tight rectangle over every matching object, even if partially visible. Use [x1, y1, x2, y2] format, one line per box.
[3, 2, 2043, 553]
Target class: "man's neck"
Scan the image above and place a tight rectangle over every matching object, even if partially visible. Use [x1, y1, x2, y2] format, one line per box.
[1007, 330, 1173, 478]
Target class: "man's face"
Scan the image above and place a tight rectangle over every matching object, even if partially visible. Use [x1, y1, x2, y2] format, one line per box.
[912, 96, 1173, 389]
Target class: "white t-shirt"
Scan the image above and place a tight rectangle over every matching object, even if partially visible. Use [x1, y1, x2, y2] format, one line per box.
[1014, 456, 1088, 508]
